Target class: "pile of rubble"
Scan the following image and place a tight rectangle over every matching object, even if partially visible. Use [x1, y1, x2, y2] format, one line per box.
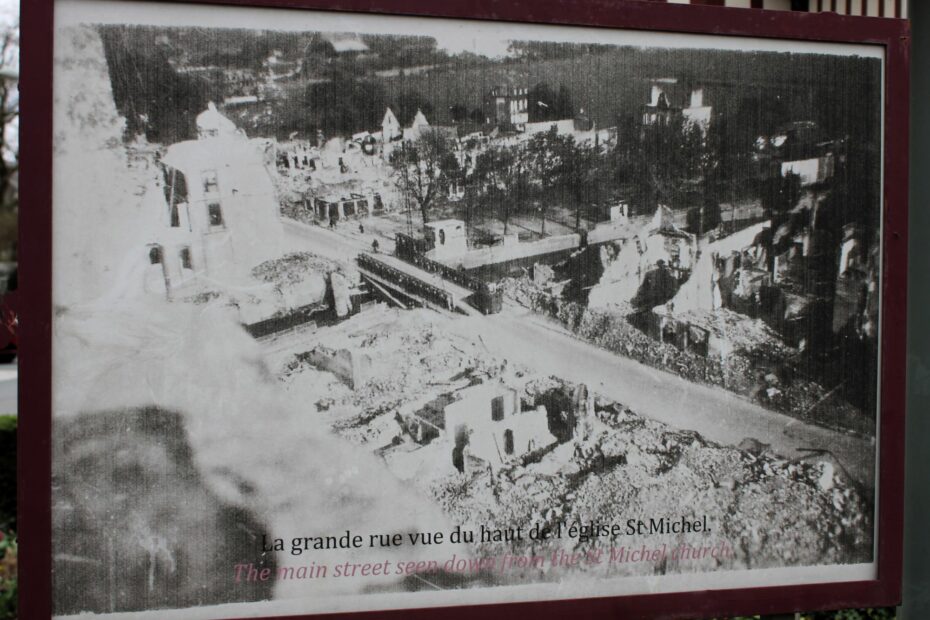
[498, 276, 549, 311]
[278, 307, 514, 446]
[236, 251, 359, 324]
[274, 308, 872, 585]
[500, 275, 873, 436]
[668, 307, 787, 355]
[431, 378, 873, 580]
[251, 251, 348, 288]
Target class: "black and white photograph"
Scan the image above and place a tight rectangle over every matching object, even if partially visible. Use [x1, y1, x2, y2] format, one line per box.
[50, 1, 884, 617]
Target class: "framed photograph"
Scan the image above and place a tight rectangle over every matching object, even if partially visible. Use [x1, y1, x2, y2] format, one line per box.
[19, 0, 909, 618]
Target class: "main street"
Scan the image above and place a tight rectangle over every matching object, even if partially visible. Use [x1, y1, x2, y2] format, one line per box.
[449, 307, 876, 493]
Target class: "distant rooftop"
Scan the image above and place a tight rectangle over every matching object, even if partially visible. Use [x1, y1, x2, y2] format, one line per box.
[322, 32, 369, 54]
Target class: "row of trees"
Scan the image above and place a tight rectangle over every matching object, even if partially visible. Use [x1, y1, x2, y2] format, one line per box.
[390, 87, 780, 239]
[301, 73, 577, 140]
[390, 110, 730, 238]
[389, 126, 601, 234]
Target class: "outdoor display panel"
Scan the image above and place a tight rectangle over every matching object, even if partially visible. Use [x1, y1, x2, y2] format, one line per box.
[18, 0, 909, 619]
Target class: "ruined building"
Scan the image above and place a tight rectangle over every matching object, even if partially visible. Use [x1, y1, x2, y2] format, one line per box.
[754, 121, 838, 187]
[401, 381, 557, 473]
[588, 206, 696, 311]
[147, 103, 286, 295]
[641, 79, 712, 134]
[485, 85, 529, 132]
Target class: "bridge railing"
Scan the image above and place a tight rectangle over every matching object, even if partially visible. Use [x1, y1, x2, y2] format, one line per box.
[395, 233, 431, 260]
[357, 253, 455, 312]
[394, 233, 502, 314]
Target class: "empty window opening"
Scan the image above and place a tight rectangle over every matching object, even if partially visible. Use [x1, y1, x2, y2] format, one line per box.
[504, 429, 514, 455]
[491, 396, 505, 421]
[162, 166, 188, 209]
[208, 203, 224, 227]
[202, 170, 219, 194]
[180, 247, 192, 270]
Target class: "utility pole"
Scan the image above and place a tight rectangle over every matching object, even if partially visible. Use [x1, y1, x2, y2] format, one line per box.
[400, 141, 413, 237]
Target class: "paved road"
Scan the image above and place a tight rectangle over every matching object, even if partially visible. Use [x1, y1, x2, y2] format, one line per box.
[450, 309, 876, 492]
[282, 218, 396, 263]
[0, 360, 16, 415]
[281, 219, 369, 264]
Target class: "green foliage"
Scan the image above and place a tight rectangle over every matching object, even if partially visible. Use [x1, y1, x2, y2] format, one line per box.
[527, 82, 573, 122]
[637, 119, 713, 210]
[0, 208, 16, 262]
[686, 200, 723, 236]
[709, 610, 896, 620]
[761, 171, 803, 217]
[450, 103, 469, 124]
[525, 130, 570, 190]
[347, 34, 446, 73]
[305, 71, 388, 137]
[291, 72, 439, 140]
[98, 25, 221, 143]
[389, 129, 458, 223]
[508, 40, 612, 61]
[391, 90, 436, 129]
[157, 28, 306, 73]
[473, 145, 533, 234]
[0, 416, 13, 533]
[0, 27, 16, 264]
[801, 609, 896, 620]
[0, 531, 14, 620]
[523, 128, 602, 229]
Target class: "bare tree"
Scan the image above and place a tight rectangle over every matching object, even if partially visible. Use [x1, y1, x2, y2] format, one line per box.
[389, 128, 458, 225]
[473, 145, 533, 238]
[0, 23, 17, 262]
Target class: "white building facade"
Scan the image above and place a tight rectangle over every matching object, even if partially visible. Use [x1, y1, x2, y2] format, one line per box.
[147, 104, 285, 295]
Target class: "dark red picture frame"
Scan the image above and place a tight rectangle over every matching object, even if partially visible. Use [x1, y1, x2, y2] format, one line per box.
[18, 1, 910, 619]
